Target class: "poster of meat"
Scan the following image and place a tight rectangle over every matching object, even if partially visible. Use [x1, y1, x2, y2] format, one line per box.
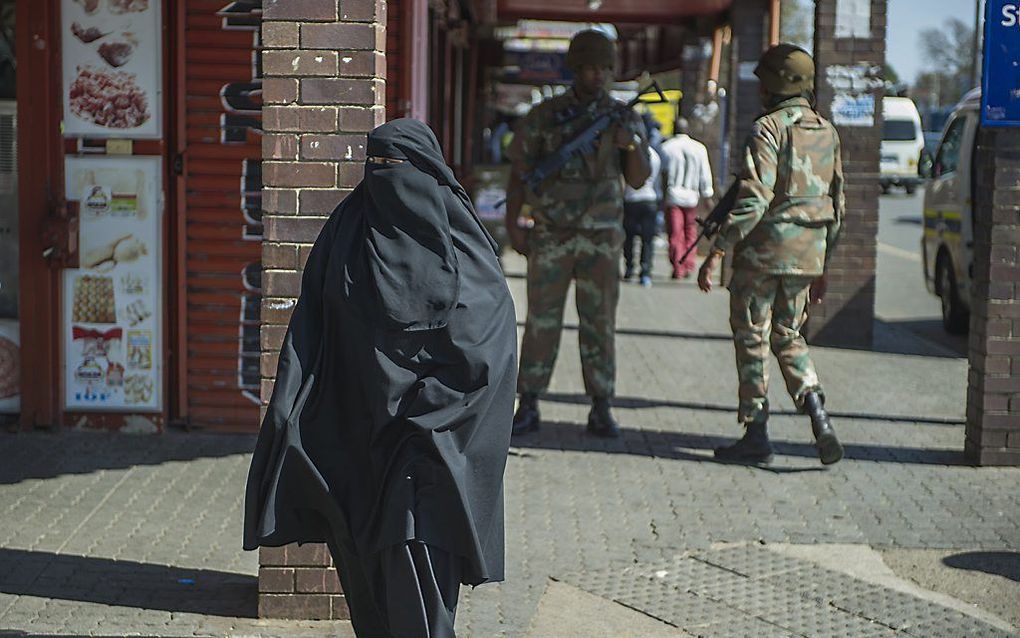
[63, 156, 162, 411]
[61, 0, 161, 138]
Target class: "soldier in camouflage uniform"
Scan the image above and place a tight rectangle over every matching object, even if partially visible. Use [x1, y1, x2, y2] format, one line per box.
[505, 30, 650, 438]
[698, 44, 845, 465]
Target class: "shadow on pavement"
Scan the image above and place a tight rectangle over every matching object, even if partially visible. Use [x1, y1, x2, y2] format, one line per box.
[0, 548, 256, 617]
[0, 431, 256, 485]
[510, 420, 969, 466]
[876, 318, 968, 357]
[943, 551, 1020, 582]
[894, 215, 923, 225]
[515, 321, 732, 341]
[540, 392, 965, 426]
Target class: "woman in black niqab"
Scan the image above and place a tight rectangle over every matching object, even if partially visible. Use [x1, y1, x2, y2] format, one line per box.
[243, 118, 517, 637]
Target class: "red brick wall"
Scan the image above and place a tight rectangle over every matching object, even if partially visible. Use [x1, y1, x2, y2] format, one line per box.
[806, 0, 886, 347]
[728, 0, 768, 175]
[258, 545, 347, 619]
[259, 0, 387, 620]
[966, 127, 1020, 466]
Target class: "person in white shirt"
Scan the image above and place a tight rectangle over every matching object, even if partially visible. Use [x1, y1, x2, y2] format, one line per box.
[623, 143, 662, 287]
[660, 117, 714, 279]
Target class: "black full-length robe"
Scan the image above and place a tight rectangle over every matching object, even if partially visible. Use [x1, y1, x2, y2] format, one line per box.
[243, 120, 517, 609]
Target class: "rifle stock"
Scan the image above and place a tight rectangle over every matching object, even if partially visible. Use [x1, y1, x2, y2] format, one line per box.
[677, 180, 739, 266]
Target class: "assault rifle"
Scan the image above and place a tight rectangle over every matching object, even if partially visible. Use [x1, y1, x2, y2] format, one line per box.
[676, 180, 738, 266]
[497, 81, 668, 209]
[520, 81, 668, 195]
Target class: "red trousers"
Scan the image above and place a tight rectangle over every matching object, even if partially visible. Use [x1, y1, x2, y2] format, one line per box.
[667, 205, 699, 277]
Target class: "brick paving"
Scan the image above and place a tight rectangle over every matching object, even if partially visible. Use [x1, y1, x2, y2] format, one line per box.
[1, 253, 1019, 636]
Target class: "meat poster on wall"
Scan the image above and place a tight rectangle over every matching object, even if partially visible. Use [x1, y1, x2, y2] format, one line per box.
[61, 0, 162, 138]
[63, 156, 162, 411]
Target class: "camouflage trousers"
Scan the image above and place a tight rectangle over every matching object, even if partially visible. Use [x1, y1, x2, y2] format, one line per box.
[518, 225, 622, 398]
[728, 269, 824, 423]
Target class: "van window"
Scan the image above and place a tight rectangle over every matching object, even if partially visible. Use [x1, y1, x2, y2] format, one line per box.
[934, 116, 966, 177]
[883, 119, 917, 141]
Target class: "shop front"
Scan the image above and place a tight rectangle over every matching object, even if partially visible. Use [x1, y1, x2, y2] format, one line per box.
[12, 0, 264, 432]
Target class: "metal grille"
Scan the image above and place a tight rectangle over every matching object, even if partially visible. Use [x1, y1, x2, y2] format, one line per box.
[0, 101, 17, 194]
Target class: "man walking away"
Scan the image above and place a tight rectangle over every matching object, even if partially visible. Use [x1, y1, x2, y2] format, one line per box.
[661, 117, 714, 279]
[623, 142, 662, 286]
[698, 44, 845, 467]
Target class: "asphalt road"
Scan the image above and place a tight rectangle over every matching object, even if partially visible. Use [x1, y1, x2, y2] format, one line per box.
[875, 189, 969, 357]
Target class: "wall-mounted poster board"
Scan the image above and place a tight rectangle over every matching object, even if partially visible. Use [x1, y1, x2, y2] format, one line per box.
[61, 0, 162, 138]
[62, 156, 162, 411]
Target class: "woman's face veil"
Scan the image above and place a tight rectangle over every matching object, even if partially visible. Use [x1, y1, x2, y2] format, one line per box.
[354, 119, 461, 332]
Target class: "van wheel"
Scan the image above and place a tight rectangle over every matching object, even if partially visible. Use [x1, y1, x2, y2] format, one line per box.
[937, 256, 969, 335]
[905, 183, 917, 195]
[881, 183, 891, 195]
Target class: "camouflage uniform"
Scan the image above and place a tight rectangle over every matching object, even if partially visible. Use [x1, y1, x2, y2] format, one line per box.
[508, 90, 645, 398]
[711, 96, 845, 423]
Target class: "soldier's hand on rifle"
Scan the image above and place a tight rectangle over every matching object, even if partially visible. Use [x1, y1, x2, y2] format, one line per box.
[810, 275, 827, 304]
[698, 249, 723, 293]
[614, 125, 638, 151]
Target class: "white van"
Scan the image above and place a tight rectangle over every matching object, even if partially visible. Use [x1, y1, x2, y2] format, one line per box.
[922, 89, 980, 334]
[881, 97, 925, 194]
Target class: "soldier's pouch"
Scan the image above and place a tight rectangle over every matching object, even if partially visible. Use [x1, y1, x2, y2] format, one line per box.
[780, 199, 835, 225]
[785, 121, 835, 199]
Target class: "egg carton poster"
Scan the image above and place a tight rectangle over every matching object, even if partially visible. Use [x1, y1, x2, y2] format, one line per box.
[63, 156, 162, 411]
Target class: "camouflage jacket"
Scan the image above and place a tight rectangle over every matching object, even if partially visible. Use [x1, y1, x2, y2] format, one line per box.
[507, 89, 646, 230]
[712, 97, 845, 276]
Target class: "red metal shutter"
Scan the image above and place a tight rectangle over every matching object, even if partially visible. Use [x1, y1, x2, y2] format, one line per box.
[178, 0, 262, 431]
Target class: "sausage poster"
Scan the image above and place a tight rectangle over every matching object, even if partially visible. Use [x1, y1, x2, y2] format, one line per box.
[61, 0, 161, 138]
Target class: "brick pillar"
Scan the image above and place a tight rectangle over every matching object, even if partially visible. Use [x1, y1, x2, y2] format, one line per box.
[805, 0, 886, 347]
[965, 128, 1020, 466]
[728, 0, 768, 174]
[259, 0, 387, 620]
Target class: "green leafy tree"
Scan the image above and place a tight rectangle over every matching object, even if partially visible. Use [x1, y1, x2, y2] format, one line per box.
[914, 17, 976, 109]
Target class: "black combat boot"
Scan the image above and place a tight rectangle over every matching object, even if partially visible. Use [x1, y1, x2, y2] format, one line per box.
[511, 393, 541, 436]
[587, 397, 621, 438]
[714, 419, 774, 464]
[803, 392, 843, 465]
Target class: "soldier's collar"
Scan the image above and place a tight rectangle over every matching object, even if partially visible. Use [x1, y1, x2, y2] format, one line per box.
[765, 96, 811, 114]
[570, 86, 609, 107]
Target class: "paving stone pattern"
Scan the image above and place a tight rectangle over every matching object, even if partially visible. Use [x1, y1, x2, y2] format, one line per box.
[562, 545, 1014, 637]
[1, 254, 1019, 636]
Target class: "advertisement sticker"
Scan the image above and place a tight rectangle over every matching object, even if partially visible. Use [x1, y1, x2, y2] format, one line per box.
[61, 0, 162, 138]
[63, 156, 162, 411]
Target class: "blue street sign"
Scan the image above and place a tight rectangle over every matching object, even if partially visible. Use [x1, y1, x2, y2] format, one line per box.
[983, 1, 1020, 126]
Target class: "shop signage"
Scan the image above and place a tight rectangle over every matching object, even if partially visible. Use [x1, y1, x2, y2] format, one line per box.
[501, 50, 571, 84]
[63, 156, 162, 411]
[982, 1, 1020, 127]
[61, 0, 162, 139]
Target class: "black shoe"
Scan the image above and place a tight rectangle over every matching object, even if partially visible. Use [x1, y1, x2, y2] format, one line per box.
[803, 392, 843, 465]
[714, 420, 774, 464]
[587, 397, 621, 438]
[512, 393, 540, 435]
[623, 269, 635, 282]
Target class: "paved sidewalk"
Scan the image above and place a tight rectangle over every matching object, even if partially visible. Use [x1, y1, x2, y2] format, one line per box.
[1, 252, 1019, 637]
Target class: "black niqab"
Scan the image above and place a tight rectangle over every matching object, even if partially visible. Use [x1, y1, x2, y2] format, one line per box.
[243, 118, 517, 586]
